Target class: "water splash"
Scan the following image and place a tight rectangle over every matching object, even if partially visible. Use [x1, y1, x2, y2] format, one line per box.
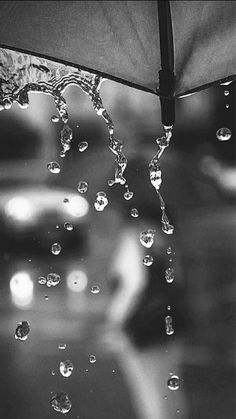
[0, 48, 127, 183]
[149, 126, 174, 234]
[15, 321, 30, 341]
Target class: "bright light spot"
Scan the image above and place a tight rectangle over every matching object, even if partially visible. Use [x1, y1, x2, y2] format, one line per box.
[66, 270, 88, 292]
[5, 197, 35, 222]
[10, 271, 34, 308]
[65, 195, 89, 218]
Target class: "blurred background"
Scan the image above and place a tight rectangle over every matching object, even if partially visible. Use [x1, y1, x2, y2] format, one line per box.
[0, 76, 235, 419]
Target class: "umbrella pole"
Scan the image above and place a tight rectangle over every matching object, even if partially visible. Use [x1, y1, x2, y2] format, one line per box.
[158, 0, 175, 126]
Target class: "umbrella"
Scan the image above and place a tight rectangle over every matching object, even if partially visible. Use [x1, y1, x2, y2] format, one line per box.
[0, 0, 235, 126]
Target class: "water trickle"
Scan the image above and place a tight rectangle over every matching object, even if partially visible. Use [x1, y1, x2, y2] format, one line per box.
[143, 255, 154, 266]
[47, 272, 61, 287]
[165, 267, 175, 283]
[89, 355, 96, 364]
[58, 343, 67, 350]
[59, 360, 74, 377]
[90, 285, 100, 294]
[47, 161, 61, 174]
[77, 181, 88, 194]
[167, 375, 180, 391]
[165, 315, 174, 335]
[139, 229, 155, 248]
[216, 127, 231, 141]
[38, 276, 46, 285]
[78, 141, 88, 152]
[50, 392, 72, 414]
[15, 321, 30, 341]
[51, 114, 60, 123]
[94, 191, 108, 211]
[130, 208, 139, 218]
[51, 242, 62, 255]
[64, 222, 73, 231]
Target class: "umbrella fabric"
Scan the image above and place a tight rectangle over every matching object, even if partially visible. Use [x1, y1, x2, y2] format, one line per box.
[0, 1, 235, 97]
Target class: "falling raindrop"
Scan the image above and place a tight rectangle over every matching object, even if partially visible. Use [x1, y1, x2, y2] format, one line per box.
[47, 161, 61, 174]
[140, 229, 155, 248]
[165, 315, 174, 335]
[51, 243, 62, 255]
[77, 181, 88, 194]
[59, 360, 74, 377]
[167, 375, 180, 391]
[38, 276, 46, 285]
[216, 127, 232, 141]
[224, 90, 229, 96]
[47, 273, 61, 287]
[165, 267, 175, 283]
[14, 321, 30, 341]
[94, 192, 108, 211]
[50, 392, 72, 414]
[64, 222, 73, 231]
[58, 343, 67, 350]
[78, 141, 88, 152]
[90, 285, 100, 294]
[130, 208, 139, 218]
[89, 355, 96, 364]
[143, 255, 154, 266]
[51, 114, 60, 123]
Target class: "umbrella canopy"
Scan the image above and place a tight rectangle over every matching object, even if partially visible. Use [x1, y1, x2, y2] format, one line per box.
[0, 1, 235, 123]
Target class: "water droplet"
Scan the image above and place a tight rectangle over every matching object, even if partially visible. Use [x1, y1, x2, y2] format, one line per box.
[50, 392, 72, 414]
[124, 187, 134, 200]
[56, 224, 60, 229]
[156, 135, 169, 147]
[165, 315, 174, 335]
[51, 370, 56, 376]
[44, 295, 49, 300]
[164, 395, 168, 400]
[94, 192, 108, 211]
[64, 222, 73, 231]
[140, 230, 155, 248]
[224, 90, 229, 96]
[90, 285, 100, 294]
[60, 124, 73, 152]
[108, 179, 115, 186]
[15, 321, 30, 341]
[167, 375, 180, 391]
[165, 268, 175, 283]
[177, 409, 180, 414]
[226, 104, 230, 109]
[220, 80, 232, 86]
[89, 355, 96, 364]
[51, 114, 60, 123]
[4, 99, 12, 110]
[166, 246, 172, 255]
[51, 243, 62, 255]
[130, 208, 139, 218]
[162, 223, 174, 235]
[167, 305, 171, 311]
[58, 343, 67, 350]
[77, 181, 88, 194]
[78, 141, 88, 152]
[143, 255, 154, 266]
[47, 161, 61, 174]
[216, 127, 232, 141]
[47, 273, 61, 287]
[63, 198, 69, 204]
[59, 360, 74, 377]
[169, 258, 173, 263]
[38, 276, 46, 285]
[149, 160, 162, 190]
[60, 151, 66, 158]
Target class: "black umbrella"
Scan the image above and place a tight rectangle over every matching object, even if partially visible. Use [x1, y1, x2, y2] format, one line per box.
[0, 1, 235, 125]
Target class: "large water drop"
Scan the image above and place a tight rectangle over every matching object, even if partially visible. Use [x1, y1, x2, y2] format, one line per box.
[47, 161, 61, 174]
[50, 392, 72, 414]
[64, 222, 73, 231]
[59, 360, 74, 378]
[130, 208, 139, 218]
[90, 285, 100, 294]
[216, 127, 232, 141]
[15, 321, 30, 341]
[167, 375, 180, 391]
[143, 255, 154, 266]
[165, 267, 175, 283]
[51, 243, 62, 255]
[94, 192, 108, 211]
[140, 230, 155, 248]
[77, 181, 88, 194]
